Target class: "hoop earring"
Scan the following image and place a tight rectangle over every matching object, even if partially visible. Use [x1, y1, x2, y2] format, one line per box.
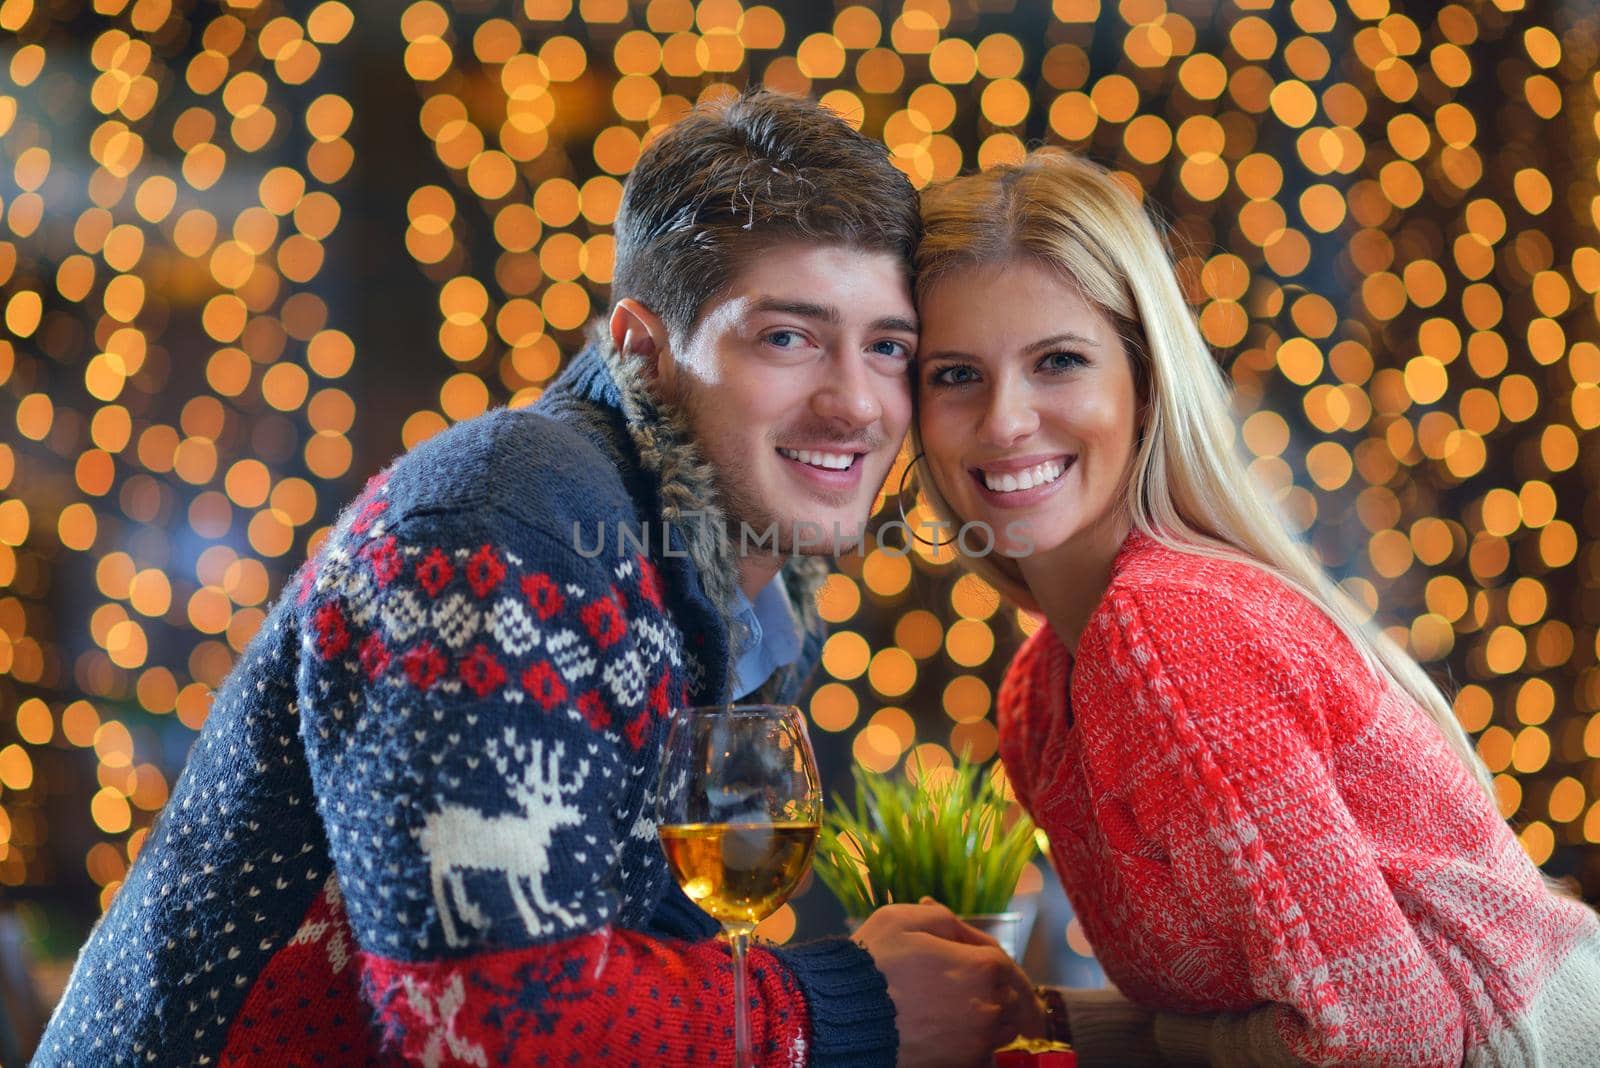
[894, 452, 958, 549]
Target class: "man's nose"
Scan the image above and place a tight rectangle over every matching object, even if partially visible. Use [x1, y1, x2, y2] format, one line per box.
[810, 350, 884, 429]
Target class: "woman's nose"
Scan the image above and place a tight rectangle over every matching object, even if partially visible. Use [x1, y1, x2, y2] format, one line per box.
[976, 380, 1040, 447]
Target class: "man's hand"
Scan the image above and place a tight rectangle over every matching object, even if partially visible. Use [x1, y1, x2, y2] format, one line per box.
[852, 899, 1048, 1067]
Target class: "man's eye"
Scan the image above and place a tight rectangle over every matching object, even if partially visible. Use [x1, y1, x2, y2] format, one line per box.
[871, 339, 911, 358]
[766, 330, 800, 348]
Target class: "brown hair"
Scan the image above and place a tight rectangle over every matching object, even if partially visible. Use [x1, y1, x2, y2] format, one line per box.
[611, 89, 921, 338]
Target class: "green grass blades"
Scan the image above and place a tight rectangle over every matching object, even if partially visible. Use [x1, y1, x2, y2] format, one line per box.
[812, 754, 1037, 919]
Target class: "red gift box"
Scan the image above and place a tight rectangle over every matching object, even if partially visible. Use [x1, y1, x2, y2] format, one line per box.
[994, 1050, 1076, 1067]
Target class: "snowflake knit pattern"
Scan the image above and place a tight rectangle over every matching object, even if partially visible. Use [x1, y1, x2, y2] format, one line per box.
[999, 532, 1600, 1066]
[37, 345, 898, 1067]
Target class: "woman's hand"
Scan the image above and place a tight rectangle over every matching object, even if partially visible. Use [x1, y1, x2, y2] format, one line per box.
[852, 898, 1048, 1067]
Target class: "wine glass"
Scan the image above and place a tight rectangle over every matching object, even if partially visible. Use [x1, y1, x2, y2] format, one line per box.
[656, 704, 822, 1068]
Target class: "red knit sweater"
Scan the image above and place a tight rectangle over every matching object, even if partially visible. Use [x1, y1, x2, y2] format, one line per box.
[998, 533, 1600, 1066]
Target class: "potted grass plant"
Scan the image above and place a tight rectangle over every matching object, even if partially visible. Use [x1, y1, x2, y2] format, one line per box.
[812, 755, 1040, 960]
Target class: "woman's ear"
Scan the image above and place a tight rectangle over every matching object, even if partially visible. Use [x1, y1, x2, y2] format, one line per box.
[608, 299, 674, 386]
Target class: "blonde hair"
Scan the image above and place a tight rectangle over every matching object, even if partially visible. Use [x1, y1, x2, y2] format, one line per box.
[910, 149, 1495, 804]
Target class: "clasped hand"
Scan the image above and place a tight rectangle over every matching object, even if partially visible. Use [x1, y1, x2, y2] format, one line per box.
[852, 898, 1048, 1068]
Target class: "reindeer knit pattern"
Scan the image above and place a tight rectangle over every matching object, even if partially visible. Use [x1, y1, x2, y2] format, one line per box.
[1000, 532, 1600, 1066]
[38, 347, 899, 1067]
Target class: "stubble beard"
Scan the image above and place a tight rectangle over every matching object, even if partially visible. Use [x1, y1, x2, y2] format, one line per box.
[676, 380, 889, 556]
[717, 446, 861, 557]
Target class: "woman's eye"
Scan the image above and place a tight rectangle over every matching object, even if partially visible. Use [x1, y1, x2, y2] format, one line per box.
[1040, 351, 1086, 372]
[930, 365, 978, 386]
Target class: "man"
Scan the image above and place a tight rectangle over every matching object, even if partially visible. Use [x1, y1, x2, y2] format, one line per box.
[39, 91, 1041, 1066]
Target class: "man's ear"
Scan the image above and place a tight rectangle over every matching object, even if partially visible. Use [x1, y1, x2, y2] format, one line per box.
[609, 299, 673, 384]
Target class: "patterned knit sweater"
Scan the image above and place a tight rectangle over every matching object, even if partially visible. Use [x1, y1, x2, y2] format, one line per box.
[36, 344, 899, 1066]
[999, 532, 1600, 1067]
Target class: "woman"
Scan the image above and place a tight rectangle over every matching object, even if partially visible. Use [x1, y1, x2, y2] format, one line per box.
[911, 150, 1600, 1065]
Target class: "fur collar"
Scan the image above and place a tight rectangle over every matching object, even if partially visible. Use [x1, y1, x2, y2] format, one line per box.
[593, 335, 829, 675]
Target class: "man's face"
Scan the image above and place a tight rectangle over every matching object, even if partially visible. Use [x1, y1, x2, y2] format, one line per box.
[660, 242, 917, 555]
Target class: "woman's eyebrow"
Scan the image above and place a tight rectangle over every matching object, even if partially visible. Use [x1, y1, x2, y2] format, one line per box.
[1024, 331, 1098, 353]
[918, 346, 980, 362]
[920, 331, 1098, 362]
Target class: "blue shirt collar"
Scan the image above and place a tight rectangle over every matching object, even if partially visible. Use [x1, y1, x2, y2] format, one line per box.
[728, 574, 803, 700]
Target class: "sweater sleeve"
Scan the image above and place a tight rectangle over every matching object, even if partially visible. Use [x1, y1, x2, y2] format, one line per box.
[1067, 584, 1467, 1067]
[1054, 985, 1311, 1066]
[295, 507, 895, 1066]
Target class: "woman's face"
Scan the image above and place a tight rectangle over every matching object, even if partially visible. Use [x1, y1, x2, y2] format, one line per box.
[916, 257, 1141, 562]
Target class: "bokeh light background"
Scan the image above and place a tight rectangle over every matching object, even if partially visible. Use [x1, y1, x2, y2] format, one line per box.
[2, 0, 1599, 1006]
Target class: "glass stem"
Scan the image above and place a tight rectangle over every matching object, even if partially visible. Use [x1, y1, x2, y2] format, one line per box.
[731, 927, 753, 1068]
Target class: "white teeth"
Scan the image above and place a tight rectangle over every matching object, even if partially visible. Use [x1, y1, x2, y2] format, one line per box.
[780, 448, 855, 471]
[982, 459, 1067, 493]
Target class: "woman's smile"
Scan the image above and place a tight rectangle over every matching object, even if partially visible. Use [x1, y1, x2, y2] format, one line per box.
[968, 454, 1076, 508]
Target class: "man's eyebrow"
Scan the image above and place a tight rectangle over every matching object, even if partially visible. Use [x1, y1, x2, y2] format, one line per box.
[871, 315, 919, 334]
[751, 298, 841, 324]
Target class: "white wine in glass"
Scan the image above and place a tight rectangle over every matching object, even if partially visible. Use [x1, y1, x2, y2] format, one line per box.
[656, 705, 821, 1068]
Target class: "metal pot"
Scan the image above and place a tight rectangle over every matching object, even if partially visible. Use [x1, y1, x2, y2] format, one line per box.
[957, 911, 1026, 961]
[847, 903, 1034, 962]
